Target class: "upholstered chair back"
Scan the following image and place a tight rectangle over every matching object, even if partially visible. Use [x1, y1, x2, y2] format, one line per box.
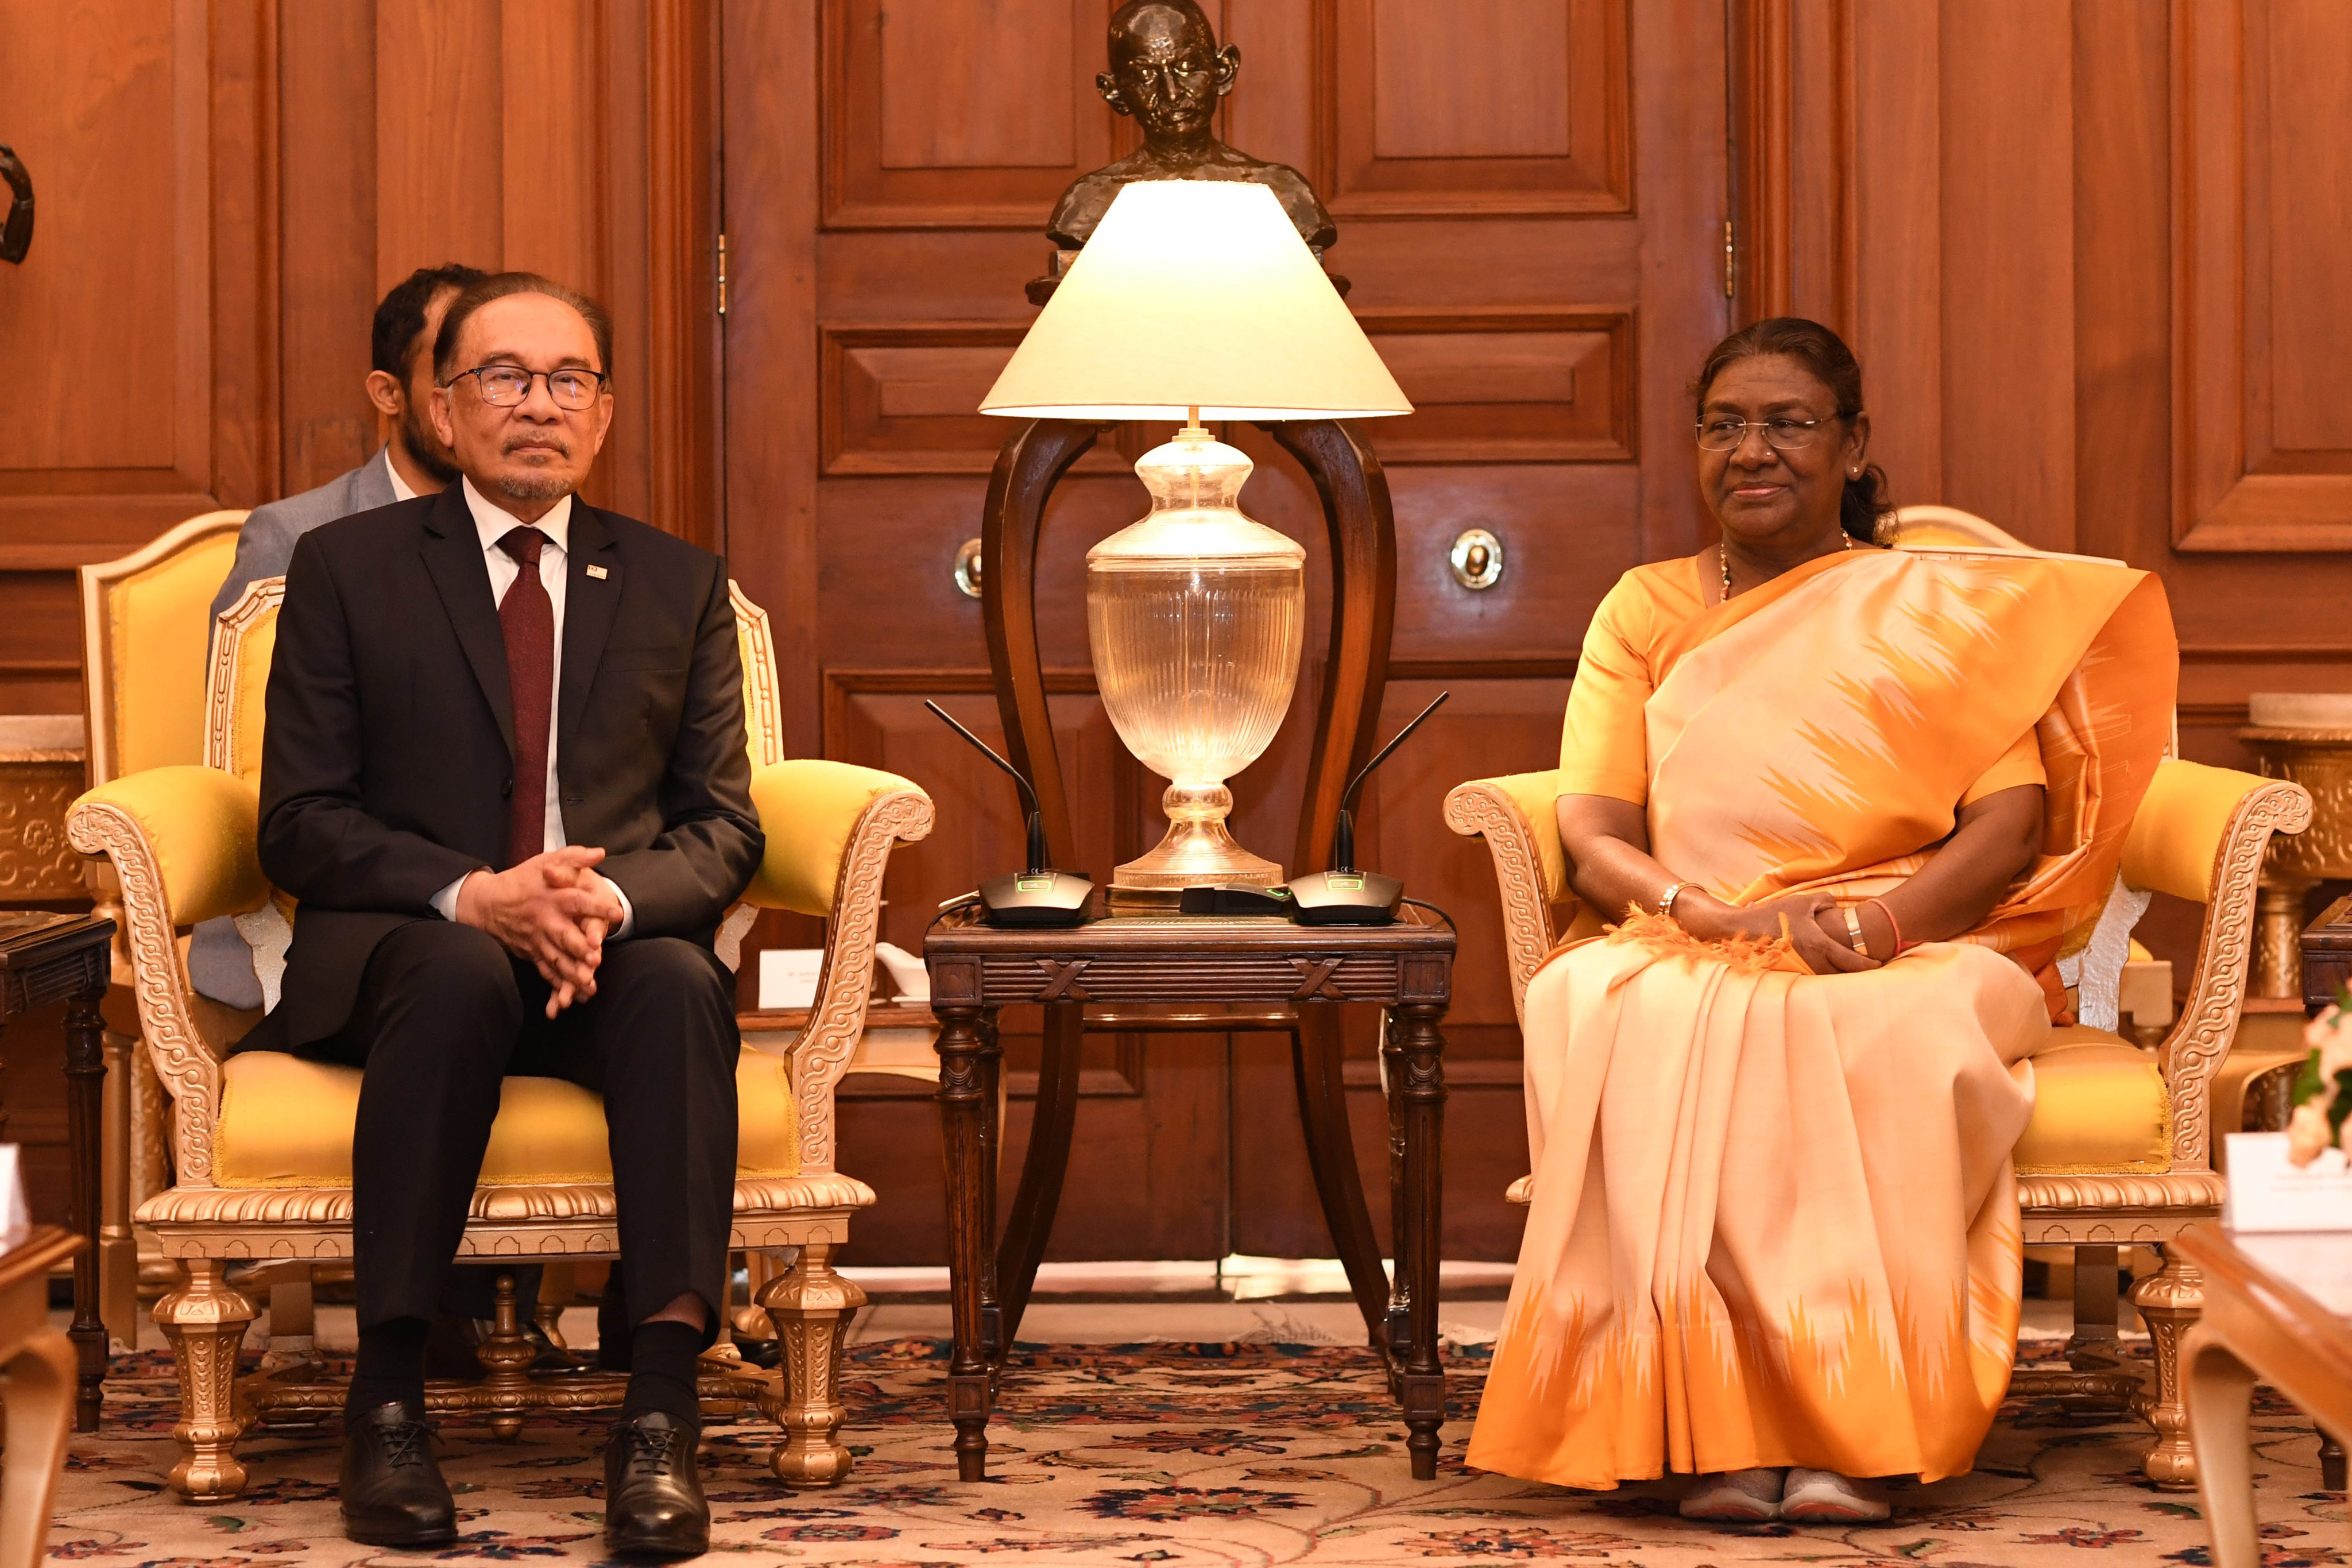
[80, 511, 249, 785]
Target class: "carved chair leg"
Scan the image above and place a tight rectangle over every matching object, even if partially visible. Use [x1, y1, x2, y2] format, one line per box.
[474, 1272, 538, 1439]
[534, 1260, 576, 1350]
[756, 1240, 867, 1488]
[2132, 1244, 2204, 1490]
[153, 1258, 256, 1503]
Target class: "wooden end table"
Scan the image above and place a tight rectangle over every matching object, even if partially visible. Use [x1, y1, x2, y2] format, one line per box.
[923, 904, 1456, 1481]
[0, 913, 115, 1431]
[2171, 1224, 2351, 1567]
[0, 1224, 85, 1568]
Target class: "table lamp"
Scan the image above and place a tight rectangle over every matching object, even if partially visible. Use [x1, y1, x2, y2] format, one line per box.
[980, 180, 1410, 900]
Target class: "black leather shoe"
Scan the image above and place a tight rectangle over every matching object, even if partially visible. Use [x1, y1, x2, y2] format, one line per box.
[341, 1401, 457, 1547]
[604, 1411, 708, 1557]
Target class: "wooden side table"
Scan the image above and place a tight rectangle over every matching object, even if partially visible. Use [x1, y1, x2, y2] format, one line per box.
[0, 1224, 84, 1568]
[924, 905, 1456, 1480]
[2171, 1224, 2351, 1568]
[0, 913, 114, 1430]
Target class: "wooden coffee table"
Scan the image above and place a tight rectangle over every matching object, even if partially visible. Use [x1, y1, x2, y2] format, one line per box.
[924, 904, 1456, 1481]
[0, 1224, 84, 1568]
[2171, 1223, 2352, 1567]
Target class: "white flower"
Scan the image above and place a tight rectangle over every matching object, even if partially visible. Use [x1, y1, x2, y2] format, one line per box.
[2306, 1007, 2352, 1081]
[2289, 1100, 2336, 1167]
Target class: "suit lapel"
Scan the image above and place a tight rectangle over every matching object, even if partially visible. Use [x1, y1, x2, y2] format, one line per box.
[557, 502, 622, 762]
[419, 486, 518, 760]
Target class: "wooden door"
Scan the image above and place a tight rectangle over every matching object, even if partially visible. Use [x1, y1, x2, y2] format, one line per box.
[721, 0, 1730, 1264]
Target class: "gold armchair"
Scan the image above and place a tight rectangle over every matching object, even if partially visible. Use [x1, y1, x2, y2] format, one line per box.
[76, 510, 250, 1350]
[66, 575, 933, 1503]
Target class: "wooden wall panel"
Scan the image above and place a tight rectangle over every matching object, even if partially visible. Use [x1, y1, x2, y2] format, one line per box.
[2172, 0, 2352, 551]
[822, 0, 1123, 229]
[1318, 0, 1631, 216]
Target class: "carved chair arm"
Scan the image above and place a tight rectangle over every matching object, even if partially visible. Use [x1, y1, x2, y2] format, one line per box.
[1444, 771, 1573, 1026]
[744, 761, 935, 1174]
[66, 765, 266, 1188]
[2145, 771, 2311, 1172]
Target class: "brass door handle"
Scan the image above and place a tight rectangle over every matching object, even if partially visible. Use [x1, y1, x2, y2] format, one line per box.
[1450, 528, 1503, 590]
[0, 145, 30, 265]
[953, 537, 984, 599]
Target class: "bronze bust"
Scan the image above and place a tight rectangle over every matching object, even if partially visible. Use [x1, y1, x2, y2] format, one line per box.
[1047, 0, 1336, 254]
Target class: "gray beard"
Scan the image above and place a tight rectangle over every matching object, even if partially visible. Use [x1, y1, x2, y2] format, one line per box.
[493, 471, 574, 502]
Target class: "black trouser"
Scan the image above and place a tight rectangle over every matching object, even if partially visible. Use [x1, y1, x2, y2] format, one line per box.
[298, 920, 738, 1340]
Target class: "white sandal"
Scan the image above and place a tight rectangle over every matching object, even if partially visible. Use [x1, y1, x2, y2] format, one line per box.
[1677, 1466, 1785, 1521]
[1780, 1466, 1891, 1522]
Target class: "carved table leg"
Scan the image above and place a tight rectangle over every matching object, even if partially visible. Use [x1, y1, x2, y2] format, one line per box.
[99, 1027, 140, 1354]
[65, 981, 109, 1430]
[2180, 1324, 2261, 1568]
[758, 1238, 868, 1486]
[1381, 1008, 1409, 1366]
[1394, 1000, 1448, 1481]
[2254, 872, 2315, 1001]
[996, 1001, 1081, 1349]
[154, 1257, 256, 1502]
[2133, 1245, 2206, 1490]
[935, 1000, 999, 1481]
[1291, 1008, 1387, 1348]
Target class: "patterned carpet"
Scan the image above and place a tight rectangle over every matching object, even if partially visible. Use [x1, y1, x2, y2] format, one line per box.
[40, 1339, 2345, 1566]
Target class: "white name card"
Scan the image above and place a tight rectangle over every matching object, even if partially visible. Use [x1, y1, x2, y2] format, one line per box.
[0, 1144, 28, 1244]
[2225, 1132, 2352, 1233]
[758, 948, 826, 1011]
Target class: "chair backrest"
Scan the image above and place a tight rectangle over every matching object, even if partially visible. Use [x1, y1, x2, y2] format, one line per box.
[1885, 504, 2035, 553]
[81, 510, 247, 785]
[208, 574, 786, 782]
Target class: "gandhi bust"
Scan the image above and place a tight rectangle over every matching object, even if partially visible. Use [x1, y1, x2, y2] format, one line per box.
[1046, 0, 1336, 253]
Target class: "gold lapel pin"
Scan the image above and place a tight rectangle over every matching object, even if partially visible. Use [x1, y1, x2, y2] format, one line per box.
[585, 564, 609, 580]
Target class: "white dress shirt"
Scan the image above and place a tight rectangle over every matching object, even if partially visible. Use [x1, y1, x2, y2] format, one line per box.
[383, 446, 417, 504]
[427, 477, 633, 937]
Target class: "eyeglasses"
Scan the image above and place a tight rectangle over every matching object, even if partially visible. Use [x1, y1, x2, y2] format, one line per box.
[448, 365, 609, 411]
[1693, 415, 1842, 452]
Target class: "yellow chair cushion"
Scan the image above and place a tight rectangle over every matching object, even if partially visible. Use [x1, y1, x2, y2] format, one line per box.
[110, 529, 243, 776]
[2013, 1025, 2171, 1173]
[212, 1046, 799, 1188]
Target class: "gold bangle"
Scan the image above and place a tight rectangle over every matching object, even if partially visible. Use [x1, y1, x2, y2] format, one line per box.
[1843, 904, 1870, 958]
[1656, 881, 1692, 920]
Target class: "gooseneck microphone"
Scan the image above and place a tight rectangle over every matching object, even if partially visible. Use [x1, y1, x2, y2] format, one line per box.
[923, 700, 1093, 927]
[1286, 691, 1450, 926]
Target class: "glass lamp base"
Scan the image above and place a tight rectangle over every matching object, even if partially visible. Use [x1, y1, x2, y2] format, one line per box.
[1110, 781, 1283, 895]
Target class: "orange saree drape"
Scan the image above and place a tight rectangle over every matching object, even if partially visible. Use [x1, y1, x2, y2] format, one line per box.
[1465, 545, 2177, 1490]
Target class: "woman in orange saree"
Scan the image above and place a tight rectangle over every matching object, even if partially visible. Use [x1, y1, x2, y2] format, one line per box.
[1465, 319, 2177, 1521]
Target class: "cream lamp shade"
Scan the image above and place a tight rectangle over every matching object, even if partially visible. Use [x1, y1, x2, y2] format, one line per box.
[979, 180, 1411, 423]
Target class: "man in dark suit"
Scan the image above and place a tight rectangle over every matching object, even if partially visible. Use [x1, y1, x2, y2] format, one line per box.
[256, 272, 759, 1556]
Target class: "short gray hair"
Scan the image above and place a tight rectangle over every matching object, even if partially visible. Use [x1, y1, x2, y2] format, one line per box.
[432, 271, 613, 381]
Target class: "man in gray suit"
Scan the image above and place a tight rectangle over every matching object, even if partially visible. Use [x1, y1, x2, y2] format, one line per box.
[194, 264, 485, 1008]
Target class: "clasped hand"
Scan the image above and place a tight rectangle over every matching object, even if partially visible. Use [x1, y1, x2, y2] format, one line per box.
[454, 846, 623, 1016]
[1681, 889, 1882, 975]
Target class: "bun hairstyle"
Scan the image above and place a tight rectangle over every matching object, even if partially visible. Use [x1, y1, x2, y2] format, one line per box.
[1695, 316, 1893, 545]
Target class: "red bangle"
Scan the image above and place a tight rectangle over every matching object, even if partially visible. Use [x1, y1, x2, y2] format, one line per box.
[1868, 897, 1905, 956]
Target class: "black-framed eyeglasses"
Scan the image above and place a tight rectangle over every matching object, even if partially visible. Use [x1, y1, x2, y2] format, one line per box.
[447, 364, 609, 411]
[1693, 415, 1840, 452]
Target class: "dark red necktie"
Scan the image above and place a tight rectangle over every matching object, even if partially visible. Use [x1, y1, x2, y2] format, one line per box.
[496, 526, 555, 868]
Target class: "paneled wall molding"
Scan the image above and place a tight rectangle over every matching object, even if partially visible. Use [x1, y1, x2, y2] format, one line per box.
[1310, 0, 1631, 218]
[2170, 0, 2352, 552]
[819, 0, 1127, 231]
[819, 309, 1637, 475]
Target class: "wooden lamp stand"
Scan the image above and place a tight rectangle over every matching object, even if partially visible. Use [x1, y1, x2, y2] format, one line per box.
[973, 412, 1405, 1346]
